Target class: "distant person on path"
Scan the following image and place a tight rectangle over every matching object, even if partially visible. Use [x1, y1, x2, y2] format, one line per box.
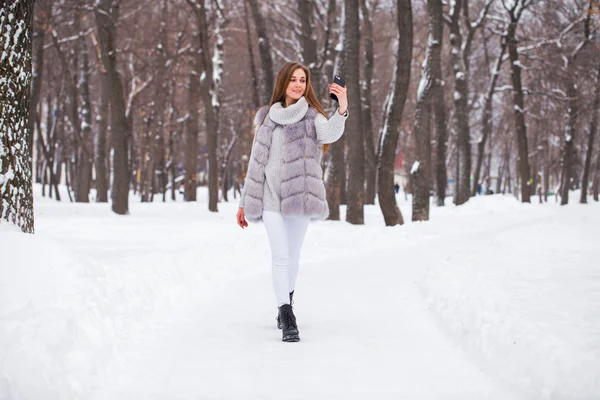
[236, 62, 348, 342]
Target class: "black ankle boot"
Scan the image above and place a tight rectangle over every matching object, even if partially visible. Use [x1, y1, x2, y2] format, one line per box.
[276, 291, 294, 329]
[278, 304, 300, 342]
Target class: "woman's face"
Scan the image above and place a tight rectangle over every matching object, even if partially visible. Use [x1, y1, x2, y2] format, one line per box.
[285, 68, 307, 105]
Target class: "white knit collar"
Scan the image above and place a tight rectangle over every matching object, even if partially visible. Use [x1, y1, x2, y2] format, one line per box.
[268, 96, 309, 125]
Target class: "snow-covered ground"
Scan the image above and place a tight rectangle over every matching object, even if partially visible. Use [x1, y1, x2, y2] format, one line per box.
[1, 186, 598, 400]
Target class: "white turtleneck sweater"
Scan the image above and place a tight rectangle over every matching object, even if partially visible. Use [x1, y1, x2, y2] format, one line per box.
[239, 96, 347, 213]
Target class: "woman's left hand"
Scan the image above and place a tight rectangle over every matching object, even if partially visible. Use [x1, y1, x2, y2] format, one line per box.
[329, 83, 348, 116]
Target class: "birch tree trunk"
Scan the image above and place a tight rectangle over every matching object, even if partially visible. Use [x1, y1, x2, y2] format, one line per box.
[377, 0, 412, 226]
[95, 0, 130, 214]
[0, 0, 34, 233]
[344, 0, 365, 225]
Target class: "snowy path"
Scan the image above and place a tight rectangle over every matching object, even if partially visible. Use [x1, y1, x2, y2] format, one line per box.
[92, 228, 520, 399]
[6, 190, 599, 399]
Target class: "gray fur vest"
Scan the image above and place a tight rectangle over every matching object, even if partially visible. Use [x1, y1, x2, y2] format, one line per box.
[243, 105, 329, 221]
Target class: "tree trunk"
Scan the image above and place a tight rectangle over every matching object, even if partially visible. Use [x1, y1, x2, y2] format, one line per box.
[184, 55, 199, 202]
[377, 0, 412, 226]
[154, 0, 168, 201]
[30, 0, 51, 161]
[247, 0, 274, 104]
[95, 59, 109, 203]
[581, 61, 600, 204]
[593, 150, 599, 201]
[298, 0, 321, 97]
[506, 21, 530, 203]
[95, 0, 130, 214]
[360, 0, 377, 205]
[560, 69, 578, 205]
[449, 0, 470, 206]
[431, 1, 446, 207]
[243, 0, 260, 109]
[473, 39, 506, 196]
[344, 0, 364, 225]
[412, 0, 440, 221]
[191, 0, 222, 213]
[0, 0, 35, 233]
[76, 15, 93, 203]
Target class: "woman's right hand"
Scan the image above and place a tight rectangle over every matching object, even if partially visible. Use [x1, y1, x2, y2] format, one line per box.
[236, 208, 249, 229]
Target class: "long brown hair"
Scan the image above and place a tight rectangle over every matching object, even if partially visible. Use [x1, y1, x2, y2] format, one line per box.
[267, 62, 330, 153]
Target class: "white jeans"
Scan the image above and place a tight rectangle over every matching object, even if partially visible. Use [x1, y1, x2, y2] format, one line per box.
[262, 211, 311, 307]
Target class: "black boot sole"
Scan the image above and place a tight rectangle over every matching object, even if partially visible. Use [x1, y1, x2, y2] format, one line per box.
[282, 334, 300, 342]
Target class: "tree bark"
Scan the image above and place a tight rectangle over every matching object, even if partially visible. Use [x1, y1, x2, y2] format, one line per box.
[76, 15, 93, 203]
[243, 0, 260, 109]
[191, 0, 222, 213]
[30, 0, 51, 160]
[298, 0, 321, 97]
[593, 149, 600, 201]
[0, 0, 35, 233]
[154, 0, 168, 202]
[505, 6, 531, 203]
[95, 0, 130, 214]
[581, 61, 600, 204]
[449, 0, 471, 206]
[472, 39, 506, 196]
[344, 0, 364, 225]
[431, 0, 446, 207]
[377, 0, 412, 226]
[412, 0, 440, 221]
[247, 0, 274, 104]
[360, 0, 377, 205]
[184, 52, 199, 202]
[326, 0, 343, 219]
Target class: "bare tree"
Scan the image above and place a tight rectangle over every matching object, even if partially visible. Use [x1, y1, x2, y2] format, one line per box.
[581, 58, 600, 203]
[243, 0, 260, 109]
[377, 0, 412, 226]
[360, 0, 377, 205]
[503, 0, 533, 203]
[432, 10, 447, 207]
[247, 0, 274, 104]
[326, 0, 346, 220]
[0, 0, 35, 233]
[448, 0, 470, 205]
[412, 0, 442, 221]
[472, 37, 507, 196]
[75, 10, 93, 203]
[95, 0, 130, 215]
[560, 2, 594, 205]
[344, 0, 365, 225]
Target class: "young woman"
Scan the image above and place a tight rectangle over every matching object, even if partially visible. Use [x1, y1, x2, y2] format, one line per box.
[236, 62, 348, 342]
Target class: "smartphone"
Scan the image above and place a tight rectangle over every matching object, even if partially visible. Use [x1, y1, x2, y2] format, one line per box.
[329, 75, 346, 102]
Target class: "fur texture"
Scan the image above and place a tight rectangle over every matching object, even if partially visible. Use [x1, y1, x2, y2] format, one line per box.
[244, 106, 329, 221]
